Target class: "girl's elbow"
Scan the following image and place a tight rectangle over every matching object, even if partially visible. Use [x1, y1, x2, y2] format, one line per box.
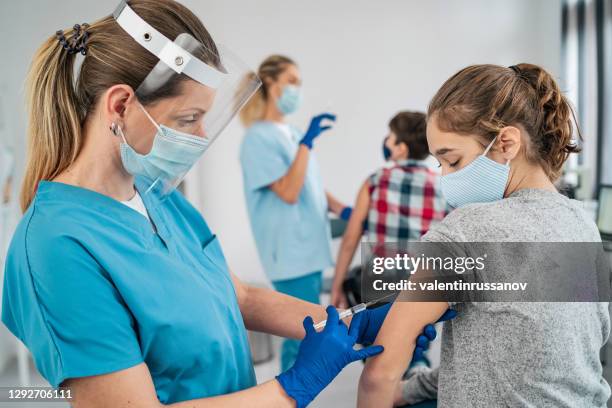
[359, 365, 403, 393]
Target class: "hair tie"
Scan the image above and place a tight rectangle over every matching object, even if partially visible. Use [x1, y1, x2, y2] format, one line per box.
[56, 23, 90, 55]
[509, 65, 522, 75]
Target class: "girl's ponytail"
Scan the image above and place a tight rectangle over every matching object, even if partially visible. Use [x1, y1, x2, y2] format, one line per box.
[512, 63, 581, 180]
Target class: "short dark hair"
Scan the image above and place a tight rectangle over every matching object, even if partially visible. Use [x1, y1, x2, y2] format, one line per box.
[389, 111, 428, 160]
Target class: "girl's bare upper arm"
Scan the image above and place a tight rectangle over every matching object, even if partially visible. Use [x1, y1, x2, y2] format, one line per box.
[357, 300, 448, 407]
[369, 301, 448, 378]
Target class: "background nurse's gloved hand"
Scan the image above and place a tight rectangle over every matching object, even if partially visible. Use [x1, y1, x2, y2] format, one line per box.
[412, 308, 457, 363]
[299, 113, 336, 149]
[276, 306, 383, 408]
[339, 206, 352, 221]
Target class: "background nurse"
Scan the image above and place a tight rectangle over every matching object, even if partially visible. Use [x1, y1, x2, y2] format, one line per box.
[239, 55, 352, 371]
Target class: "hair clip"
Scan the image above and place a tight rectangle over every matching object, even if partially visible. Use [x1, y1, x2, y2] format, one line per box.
[56, 23, 90, 55]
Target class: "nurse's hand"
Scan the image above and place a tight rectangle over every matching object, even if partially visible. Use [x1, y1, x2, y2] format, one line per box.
[276, 306, 383, 408]
[412, 308, 457, 363]
[299, 113, 336, 149]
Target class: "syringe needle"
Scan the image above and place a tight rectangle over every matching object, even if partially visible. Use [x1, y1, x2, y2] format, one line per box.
[313, 306, 363, 330]
[312, 294, 394, 330]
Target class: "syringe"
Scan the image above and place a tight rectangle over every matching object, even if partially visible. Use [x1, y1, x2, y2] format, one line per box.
[313, 293, 396, 330]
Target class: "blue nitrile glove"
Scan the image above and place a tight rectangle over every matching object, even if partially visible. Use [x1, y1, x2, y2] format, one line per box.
[412, 308, 457, 363]
[340, 207, 352, 221]
[299, 113, 336, 149]
[277, 306, 384, 408]
[355, 302, 392, 346]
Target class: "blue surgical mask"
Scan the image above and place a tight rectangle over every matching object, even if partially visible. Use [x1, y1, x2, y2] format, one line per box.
[440, 137, 510, 208]
[276, 85, 302, 115]
[116, 105, 209, 183]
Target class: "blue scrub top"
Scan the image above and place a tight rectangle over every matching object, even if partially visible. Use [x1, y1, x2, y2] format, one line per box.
[1, 179, 256, 404]
[239, 122, 333, 282]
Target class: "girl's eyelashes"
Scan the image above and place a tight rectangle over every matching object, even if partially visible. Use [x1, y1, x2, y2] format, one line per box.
[436, 159, 459, 168]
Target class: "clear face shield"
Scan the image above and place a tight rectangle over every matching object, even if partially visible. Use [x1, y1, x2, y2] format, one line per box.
[112, 1, 261, 199]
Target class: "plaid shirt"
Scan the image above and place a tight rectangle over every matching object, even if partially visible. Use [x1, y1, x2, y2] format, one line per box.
[367, 159, 447, 243]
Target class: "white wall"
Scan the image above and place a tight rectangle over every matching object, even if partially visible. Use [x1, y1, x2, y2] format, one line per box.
[1, 0, 562, 286]
[183, 0, 563, 284]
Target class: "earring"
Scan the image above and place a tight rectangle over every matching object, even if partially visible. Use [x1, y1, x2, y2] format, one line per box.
[110, 122, 128, 144]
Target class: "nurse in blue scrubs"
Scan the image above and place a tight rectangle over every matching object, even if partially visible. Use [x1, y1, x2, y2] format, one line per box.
[2, 1, 439, 406]
[0, 2, 396, 407]
[239, 55, 352, 371]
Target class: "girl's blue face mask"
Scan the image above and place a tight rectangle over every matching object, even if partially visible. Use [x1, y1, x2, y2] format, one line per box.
[276, 85, 302, 115]
[115, 104, 209, 185]
[440, 136, 510, 208]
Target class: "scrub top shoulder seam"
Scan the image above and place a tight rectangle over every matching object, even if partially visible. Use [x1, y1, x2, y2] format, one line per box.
[55, 356, 145, 389]
[23, 200, 66, 376]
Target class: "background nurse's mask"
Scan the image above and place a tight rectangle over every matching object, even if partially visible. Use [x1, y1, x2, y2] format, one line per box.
[276, 85, 303, 115]
[440, 136, 510, 208]
[111, 104, 209, 183]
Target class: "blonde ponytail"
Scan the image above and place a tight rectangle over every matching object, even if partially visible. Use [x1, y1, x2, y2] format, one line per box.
[239, 54, 296, 127]
[21, 28, 84, 211]
[239, 72, 266, 127]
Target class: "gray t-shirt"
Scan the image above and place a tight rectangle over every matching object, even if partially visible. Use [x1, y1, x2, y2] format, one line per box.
[415, 188, 610, 407]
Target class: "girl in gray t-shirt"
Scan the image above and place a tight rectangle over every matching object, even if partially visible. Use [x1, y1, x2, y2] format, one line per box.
[357, 63, 610, 408]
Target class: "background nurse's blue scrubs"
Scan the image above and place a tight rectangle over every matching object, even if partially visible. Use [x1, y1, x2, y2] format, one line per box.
[241, 120, 334, 371]
[239, 55, 350, 371]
